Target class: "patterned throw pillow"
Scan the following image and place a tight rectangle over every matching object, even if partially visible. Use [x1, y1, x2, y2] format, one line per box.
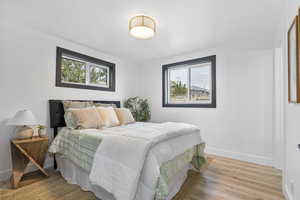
[93, 103, 117, 108]
[63, 101, 93, 128]
[64, 110, 77, 128]
[95, 107, 120, 127]
[62, 100, 93, 111]
[114, 108, 135, 125]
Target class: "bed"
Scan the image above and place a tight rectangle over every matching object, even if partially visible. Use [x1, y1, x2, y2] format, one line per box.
[48, 100, 205, 200]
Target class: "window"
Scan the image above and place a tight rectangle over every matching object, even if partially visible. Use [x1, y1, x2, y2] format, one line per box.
[162, 55, 216, 108]
[56, 47, 115, 91]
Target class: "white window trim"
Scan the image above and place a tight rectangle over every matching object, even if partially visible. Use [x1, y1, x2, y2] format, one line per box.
[87, 64, 110, 88]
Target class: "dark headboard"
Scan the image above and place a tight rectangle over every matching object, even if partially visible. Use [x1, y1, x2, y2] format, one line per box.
[49, 99, 121, 129]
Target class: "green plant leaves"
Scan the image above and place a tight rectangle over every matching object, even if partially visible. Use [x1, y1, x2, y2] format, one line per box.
[124, 97, 151, 122]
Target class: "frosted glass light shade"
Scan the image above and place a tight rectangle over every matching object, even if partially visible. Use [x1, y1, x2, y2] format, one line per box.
[129, 15, 156, 39]
[7, 110, 37, 126]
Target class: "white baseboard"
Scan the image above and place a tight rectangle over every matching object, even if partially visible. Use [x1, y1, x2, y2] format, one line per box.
[205, 146, 274, 167]
[284, 183, 293, 200]
[0, 158, 53, 182]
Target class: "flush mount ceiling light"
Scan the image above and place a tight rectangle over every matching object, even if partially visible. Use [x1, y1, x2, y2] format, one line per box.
[129, 15, 156, 39]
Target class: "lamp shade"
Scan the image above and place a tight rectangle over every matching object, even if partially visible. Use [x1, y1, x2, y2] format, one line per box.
[7, 110, 37, 126]
[129, 15, 156, 39]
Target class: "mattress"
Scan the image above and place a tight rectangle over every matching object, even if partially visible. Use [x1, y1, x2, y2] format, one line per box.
[49, 122, 206, 200]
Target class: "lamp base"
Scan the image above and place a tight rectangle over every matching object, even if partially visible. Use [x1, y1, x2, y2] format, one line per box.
[15, 126, 34, 139]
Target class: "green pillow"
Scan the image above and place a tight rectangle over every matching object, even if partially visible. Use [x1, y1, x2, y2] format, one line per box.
[93, 103, 117, 108]
[62, 101, 93, 128]
[62, 100, 93, 111]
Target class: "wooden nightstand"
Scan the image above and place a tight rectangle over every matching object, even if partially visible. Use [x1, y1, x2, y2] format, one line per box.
[10, 137, 49, 188]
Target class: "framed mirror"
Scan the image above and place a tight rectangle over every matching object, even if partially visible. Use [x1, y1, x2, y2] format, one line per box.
[288, 15, 300, 103]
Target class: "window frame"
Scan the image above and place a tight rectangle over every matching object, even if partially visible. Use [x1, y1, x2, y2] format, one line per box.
[162, 55, 216, 108]
[56, 47, 115, 92]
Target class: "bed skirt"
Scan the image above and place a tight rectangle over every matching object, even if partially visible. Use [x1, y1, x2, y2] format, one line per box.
[56, 155, 190, 200]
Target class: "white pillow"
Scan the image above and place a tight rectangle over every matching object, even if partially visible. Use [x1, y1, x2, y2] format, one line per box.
[114, 108, 135, 125]
[96, 107, 120, 127]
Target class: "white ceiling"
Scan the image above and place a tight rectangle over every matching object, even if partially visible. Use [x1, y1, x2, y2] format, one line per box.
[1, 0, 284, 63]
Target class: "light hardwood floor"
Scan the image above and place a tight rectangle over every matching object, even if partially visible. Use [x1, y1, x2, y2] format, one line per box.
[0, 155, 285, 200]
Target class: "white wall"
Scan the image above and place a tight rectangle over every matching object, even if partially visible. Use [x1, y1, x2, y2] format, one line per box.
[282, 0, 300, 199]
[273, 48, 285, 170]
[0, 21, 139, 180]
[139, 48, 274, 166]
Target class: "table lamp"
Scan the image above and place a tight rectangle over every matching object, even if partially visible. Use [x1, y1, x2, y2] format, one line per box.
[7, 110, 37, 139]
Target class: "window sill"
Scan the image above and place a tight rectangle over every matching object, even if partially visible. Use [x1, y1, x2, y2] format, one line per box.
[162, 103, 216, 108]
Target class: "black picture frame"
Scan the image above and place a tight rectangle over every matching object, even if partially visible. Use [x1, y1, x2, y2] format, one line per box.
[162, 55, 216, 108]
[56, 47, 116, 92]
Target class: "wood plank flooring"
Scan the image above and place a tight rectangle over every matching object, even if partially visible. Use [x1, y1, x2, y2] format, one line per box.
[0, 154, 285, 200]
[173, 155, 284, 200]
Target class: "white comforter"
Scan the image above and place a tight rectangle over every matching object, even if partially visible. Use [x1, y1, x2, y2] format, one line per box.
[89, 122, 203, 200]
